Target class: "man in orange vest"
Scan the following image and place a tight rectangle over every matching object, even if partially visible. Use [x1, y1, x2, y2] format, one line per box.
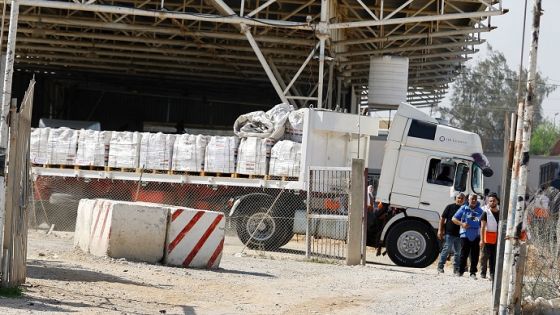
[479, 193, 499, 280]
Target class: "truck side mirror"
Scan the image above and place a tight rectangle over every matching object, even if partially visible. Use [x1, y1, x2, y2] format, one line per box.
[482, 167, 494, 177]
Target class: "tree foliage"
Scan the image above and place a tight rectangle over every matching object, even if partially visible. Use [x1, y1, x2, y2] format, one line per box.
[440, 46, 556, 152]
[530, 119, 560, 155]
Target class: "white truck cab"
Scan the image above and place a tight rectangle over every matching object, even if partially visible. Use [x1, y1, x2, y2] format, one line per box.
[371, 103, 493, 268]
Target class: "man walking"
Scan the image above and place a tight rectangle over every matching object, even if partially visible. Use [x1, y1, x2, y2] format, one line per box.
[452, 194, 483, 279]
[480, 193, 500, 280]
[437, 193, 465, 275]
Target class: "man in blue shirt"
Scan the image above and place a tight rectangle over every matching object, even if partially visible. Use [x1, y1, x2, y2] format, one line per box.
[452, 193, 483, 279]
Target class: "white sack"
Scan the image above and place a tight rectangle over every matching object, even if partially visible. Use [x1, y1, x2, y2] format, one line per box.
[47, 127, 78, 165]
[236, 137, 275, 175]
[285, 109, 305, 143]
[108, 132, 141, 169]
[233, 103, 294, 140]
[204, 136, 239, 173]
[139, 132, 176, 171]
[172, 134, 209, 172]
[269, 140, 301, 177]
[30, 127, 50, 165]
[75, 130, 112, 167]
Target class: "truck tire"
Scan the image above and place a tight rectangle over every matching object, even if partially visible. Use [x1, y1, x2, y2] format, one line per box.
[385, 220, 438, 268]
[235, 196, 294, 250]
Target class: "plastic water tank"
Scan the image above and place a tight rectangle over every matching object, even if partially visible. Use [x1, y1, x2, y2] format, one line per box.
[368, 56, 409, 109]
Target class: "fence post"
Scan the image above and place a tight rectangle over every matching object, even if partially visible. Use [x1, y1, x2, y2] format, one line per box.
[347, 158, 364, 265]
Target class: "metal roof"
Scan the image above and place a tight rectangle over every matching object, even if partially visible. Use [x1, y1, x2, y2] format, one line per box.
[1, 0, 504, 109]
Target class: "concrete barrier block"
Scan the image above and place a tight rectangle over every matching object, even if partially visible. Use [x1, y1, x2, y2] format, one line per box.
[107, 203, 168, 263]
[85, 200, 168, 263]
[73, 198, 98, 251]
[165, 208, 225, 269]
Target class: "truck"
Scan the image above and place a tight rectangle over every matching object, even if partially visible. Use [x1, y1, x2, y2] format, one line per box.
[32, 103, 493, 268]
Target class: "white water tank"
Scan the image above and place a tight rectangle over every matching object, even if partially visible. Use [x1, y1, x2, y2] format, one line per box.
[368, 56, 409, 110]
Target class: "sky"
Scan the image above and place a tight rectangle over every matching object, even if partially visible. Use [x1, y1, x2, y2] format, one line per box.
[442, 0, 560, 121]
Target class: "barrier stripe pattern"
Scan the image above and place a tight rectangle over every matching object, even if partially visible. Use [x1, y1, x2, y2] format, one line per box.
[206, 238, 224, 269]
[165, 208, 225, 269]
[182, 215, 223, 267]
[167, 211, 204, 253]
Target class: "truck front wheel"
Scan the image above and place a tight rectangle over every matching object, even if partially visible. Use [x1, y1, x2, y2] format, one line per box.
[385, 220, 438, 268]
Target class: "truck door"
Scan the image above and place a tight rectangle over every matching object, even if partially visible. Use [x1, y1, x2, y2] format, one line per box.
[418, 158, 457, 213]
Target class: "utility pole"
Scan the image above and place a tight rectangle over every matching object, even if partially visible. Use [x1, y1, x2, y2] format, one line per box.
[500, 0, 543, 313]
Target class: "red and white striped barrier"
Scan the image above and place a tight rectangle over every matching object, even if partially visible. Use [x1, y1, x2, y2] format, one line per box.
[165, 208, 225, 269]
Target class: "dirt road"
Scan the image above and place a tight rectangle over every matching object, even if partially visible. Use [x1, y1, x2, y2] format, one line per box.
[0, 230, 493, 314]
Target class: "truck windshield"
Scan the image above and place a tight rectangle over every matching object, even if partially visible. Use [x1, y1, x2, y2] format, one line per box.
[472, 164, 483, 194]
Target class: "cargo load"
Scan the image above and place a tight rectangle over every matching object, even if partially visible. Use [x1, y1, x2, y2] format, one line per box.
[139, 132, 176, 171]
[47, 127, 79, 165]
[108, 132, 141, 169]
[236, 137, 275, 176]
[30, 127, 50, 165]
[285, 109, 304, 143]
[233, 103, 293, 140]
[269, 140, 301, 177]
[204, 136, 239, 173]
[172, 134, 209, 172]
[75, 130, 112, 167]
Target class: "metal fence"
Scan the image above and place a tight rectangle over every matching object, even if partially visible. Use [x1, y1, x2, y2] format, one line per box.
[523, 186, 560, 300]
[31, 168, 363, 262]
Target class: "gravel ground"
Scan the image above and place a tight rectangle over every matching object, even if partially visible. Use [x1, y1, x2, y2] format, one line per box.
[0, 230, 494, 314]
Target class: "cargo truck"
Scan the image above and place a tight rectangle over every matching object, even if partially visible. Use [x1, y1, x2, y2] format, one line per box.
[32, 103, 493, 268]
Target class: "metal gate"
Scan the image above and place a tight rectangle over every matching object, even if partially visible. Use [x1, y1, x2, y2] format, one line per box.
[305, 166, 352, 262]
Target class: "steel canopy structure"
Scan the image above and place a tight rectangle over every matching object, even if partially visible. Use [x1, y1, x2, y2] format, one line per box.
[0, 0, 504, 111]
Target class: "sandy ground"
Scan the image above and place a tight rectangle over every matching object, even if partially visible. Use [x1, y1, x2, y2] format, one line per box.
[0, 230, 494, 315]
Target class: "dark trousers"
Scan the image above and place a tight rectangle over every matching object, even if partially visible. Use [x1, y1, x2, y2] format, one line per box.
[481, 244, 497, 276]
[459, 237, 480, 275]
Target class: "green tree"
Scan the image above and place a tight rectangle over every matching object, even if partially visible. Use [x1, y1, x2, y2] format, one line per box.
[440, 46, 556, 152]
[530, 120, 560, 155]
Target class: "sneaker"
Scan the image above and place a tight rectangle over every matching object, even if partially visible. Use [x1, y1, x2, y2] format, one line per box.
[454, 271, 461, 277]
[480, 273, 487, 279]
[437, 268, 444, 274]
[489, 274, 494, 281]
[457, 272, 464, 277]
[470, 273, 477, 280]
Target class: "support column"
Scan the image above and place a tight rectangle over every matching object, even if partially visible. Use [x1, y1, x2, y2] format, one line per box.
[347, 158, 365, 266]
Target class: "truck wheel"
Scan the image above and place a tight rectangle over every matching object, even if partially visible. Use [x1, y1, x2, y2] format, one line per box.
[235, 197, 293, 250]
[385, 220, 438, 268]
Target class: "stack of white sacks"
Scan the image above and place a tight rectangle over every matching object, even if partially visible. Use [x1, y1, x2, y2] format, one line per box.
[172, 134, 208, 172]
[204, 136, 239, 173]
[75, 130, 112, 167]
[108, 132, 141, 168]
[30, 128, 50, 165]
[268, 108, 303, 177]
[29, 104, 303, 178]
[47, 127, 79, 165]
[139, 132, 175, 171]
[234, 103, 296, 176]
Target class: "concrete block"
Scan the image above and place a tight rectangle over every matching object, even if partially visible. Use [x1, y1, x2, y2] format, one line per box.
[73, 199, 101, 252]
[86, 200, 169, 263]
[165, 207, 225, 269]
